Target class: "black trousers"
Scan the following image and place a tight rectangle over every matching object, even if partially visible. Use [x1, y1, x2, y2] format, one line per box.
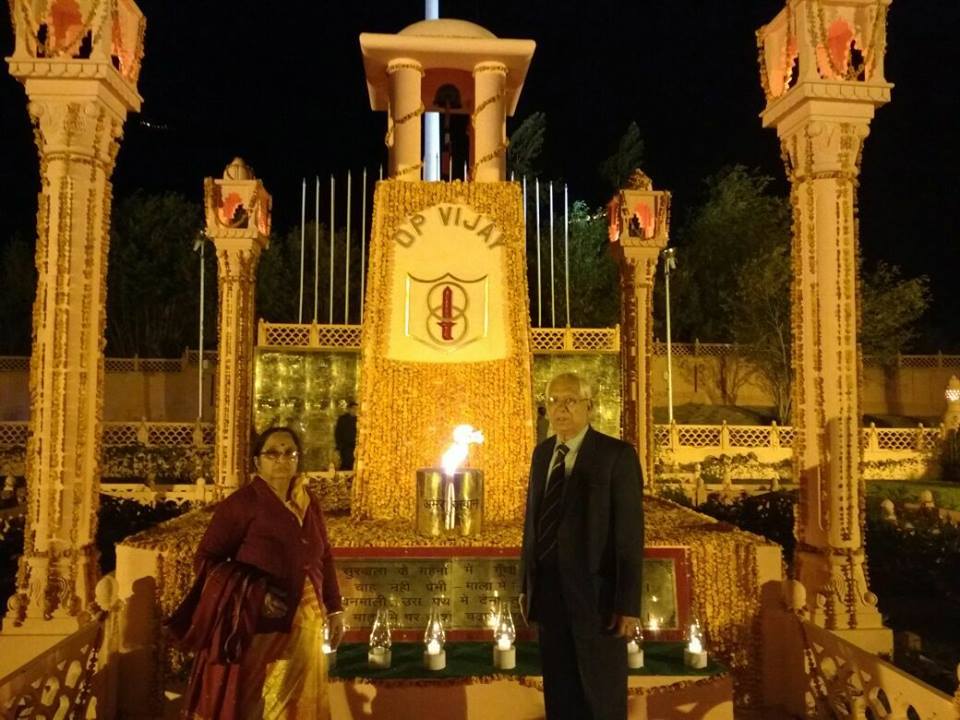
[534, 567, 628, 720]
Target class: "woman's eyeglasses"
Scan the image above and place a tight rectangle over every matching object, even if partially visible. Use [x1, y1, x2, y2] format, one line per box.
[260, 449, 299, 462]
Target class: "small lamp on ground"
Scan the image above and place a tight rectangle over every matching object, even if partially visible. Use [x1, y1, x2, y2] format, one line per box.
[493, 601, 517, 670]
[626, 624, 644, 669]
[684, 617, 708, 669]
[423, 608, 447, 671]
[368, 607, 392, 669]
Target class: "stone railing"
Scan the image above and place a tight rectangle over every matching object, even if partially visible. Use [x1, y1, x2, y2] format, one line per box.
[0, 421, 215, 477]
[0, 350, 217, 374]
[654, 422, 946, 481]
[0, 615, 111, 718]
[649, 342, 960, 368]
[528, 326, 620, 353]
[0, 420, 214, 451]
[257, 321, 362, 349]
[95, 471, 357, 508]
[651, 340, 738, 357]
[1, 419, 946, 481]
[798, 618, 956, 717]
[99, 480, 213, 506]
[256, 320, 622, 354]
[761, 580, 959, 717]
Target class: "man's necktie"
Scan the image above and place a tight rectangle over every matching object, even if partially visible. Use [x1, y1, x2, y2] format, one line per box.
[536, 443, 569, 562]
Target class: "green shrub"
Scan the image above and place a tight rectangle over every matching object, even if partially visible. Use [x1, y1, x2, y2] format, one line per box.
[696, 490, 797, 560]
[940, 429, 960, 483]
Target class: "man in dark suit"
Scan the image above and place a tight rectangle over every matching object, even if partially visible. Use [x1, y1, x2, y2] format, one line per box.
[520, 372, 644, 720]
[334, 400, 358, 470]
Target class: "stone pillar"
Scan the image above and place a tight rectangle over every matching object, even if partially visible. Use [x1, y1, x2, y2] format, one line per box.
[3, 0, 145, 633]
[758, 0, 892, 651]
[386, 59, 424, 181]
[472, 62, 508, 182]
[608, 171, 670, 486]
[204, 159, 271, 493]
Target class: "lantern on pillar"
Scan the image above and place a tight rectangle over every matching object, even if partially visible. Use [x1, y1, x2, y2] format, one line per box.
[757, 0, 890, 105]
[204, 158, 271, 493]
[608, 170, 670, 486]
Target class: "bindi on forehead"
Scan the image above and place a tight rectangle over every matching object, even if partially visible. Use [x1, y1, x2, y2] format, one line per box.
[262, 434, 296, 451]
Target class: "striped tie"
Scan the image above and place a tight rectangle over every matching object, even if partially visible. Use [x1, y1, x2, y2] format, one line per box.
[536, 443, 569, 563]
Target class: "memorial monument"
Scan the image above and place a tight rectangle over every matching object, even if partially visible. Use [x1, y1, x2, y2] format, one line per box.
[114, 17, 780, 718]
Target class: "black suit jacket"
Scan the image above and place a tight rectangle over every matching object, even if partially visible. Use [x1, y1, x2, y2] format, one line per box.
[520, 426, 644, 635]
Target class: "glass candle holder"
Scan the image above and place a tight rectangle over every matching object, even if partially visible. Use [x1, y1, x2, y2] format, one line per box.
[626, 623, 644, 669]
[493, 601, 516, 670]
[422, 607, 447, 671]
[368, 608, 392, 669]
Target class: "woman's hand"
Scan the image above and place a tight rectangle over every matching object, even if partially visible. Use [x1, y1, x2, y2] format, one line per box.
[607, 613, 642, 639]
[327, 612, 345, 649]
[262, 590, 289, 619]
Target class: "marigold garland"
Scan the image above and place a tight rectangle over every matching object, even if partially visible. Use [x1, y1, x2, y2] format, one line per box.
[352, 179, 535, 522]
[126, 495, 774, 709]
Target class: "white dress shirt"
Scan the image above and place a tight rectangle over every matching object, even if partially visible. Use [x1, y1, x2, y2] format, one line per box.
[544, 424, 589, 492]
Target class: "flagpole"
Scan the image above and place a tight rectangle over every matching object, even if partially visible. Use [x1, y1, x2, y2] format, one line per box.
[564, 183, 571, 328]
[549, 181, 556, 328]
[360, 168, 367, 323]
[329, 175, 335, 324]
[313, 176, 320, 323]
[345, 170, 352, 323]
[298, 178, 305, 323]
[535, 179, 542, 327]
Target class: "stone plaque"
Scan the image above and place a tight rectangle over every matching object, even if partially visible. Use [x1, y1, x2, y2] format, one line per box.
[337, 557, 521, 633]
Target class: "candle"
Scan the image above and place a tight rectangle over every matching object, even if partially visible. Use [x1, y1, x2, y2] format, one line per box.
[368, 646, 391, 669]
[321, 642, 332, 654]
[493, 641, 516, 670]
[684, 619, 708, 669]
[626, 640, 639, 654]
[427, 639, 441, 656]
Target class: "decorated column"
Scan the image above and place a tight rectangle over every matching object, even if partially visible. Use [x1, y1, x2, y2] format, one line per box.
[204, 159, 271, 493]
[3, 0, 145, 631]
[472, 62, 508, 182]
[758, 0, 892, 650]
[387, 59, 424, 180]
[608, 171, 670, 487]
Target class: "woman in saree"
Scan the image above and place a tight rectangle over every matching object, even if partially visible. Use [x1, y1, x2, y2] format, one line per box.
[168, 426, 344, 719]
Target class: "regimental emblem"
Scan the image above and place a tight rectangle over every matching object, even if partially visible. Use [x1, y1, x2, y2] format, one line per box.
[405, 273, 489, 351]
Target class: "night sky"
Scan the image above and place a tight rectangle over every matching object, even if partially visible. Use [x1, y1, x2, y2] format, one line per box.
[1, 1, 957, 347]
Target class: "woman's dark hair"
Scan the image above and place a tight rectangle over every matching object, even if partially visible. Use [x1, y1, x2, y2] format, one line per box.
[252, 426, 304, 471]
